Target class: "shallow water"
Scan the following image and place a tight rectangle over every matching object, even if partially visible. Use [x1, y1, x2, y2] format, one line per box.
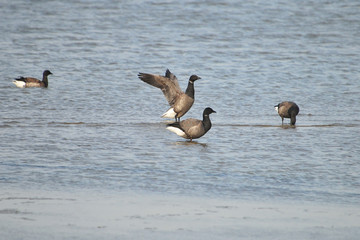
[1, 0, 360, 210]
[1, 189, 360, 240]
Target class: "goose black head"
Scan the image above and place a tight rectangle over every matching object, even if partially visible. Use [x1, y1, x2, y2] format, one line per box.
[189, 75, 201, 82]
[43, 70, 53, 76]
[203, 107, 216, 116]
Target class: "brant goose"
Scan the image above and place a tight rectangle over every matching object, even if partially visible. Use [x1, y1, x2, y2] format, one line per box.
[138, 69, 200, 121]
[274, 101, 299, 126]
[166, 107, 216, 141]
[13, 70, 52, 88]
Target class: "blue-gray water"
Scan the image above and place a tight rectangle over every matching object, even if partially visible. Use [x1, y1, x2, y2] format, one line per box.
[1, 0, 360, 205]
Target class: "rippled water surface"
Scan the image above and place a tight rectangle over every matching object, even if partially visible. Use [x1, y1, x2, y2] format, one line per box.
[1, 0, 360, 206]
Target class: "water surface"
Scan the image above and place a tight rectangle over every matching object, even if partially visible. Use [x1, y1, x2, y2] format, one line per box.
[1, 0, 360, 210]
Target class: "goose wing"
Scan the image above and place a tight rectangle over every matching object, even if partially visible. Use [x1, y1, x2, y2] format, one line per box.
[138, 69, 183, 106]
[180, 118, 202, 133]
[15, 77, 41, 83]
[164, 69, 181, 90]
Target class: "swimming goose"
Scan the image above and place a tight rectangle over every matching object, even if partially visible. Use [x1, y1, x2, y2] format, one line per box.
[138, 69, 201, 121]
[166, 107, 216, 141]
[274, 101, 299, 126]
[13, 70, 52, 88]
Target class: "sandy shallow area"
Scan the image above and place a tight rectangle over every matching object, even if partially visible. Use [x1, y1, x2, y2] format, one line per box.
[1, 189, 359, 240]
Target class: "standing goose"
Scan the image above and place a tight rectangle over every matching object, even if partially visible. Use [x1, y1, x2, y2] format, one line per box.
[13, 70, 52, 88]
[138, 69, 201, 121]
[274, 101, 300, 126]
[166, 107, 216, 141]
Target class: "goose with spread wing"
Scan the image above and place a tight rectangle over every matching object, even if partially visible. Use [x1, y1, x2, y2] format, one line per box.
[138, 69, 200, 121]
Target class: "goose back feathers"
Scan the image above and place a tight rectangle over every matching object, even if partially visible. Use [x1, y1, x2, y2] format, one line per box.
[274, 101, 299, 125]
[166, 107, 216, 141]
[138, 69, 200, 121]
[13, 70, 52, 88]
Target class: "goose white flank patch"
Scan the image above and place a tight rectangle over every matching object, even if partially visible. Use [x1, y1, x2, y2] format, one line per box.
[138, 69, 200, 122]
[166, 107, 216, 141]
[13, 70, 52, 88]
[274, 101, 300, 126]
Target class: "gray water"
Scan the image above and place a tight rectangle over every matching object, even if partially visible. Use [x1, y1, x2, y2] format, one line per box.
[1, 0, 360, 205]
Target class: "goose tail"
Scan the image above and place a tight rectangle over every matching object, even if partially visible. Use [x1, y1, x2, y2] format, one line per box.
[13, 80, 26, 88]
[166, 124, 187, 138]
[161, 108, 177, 119]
